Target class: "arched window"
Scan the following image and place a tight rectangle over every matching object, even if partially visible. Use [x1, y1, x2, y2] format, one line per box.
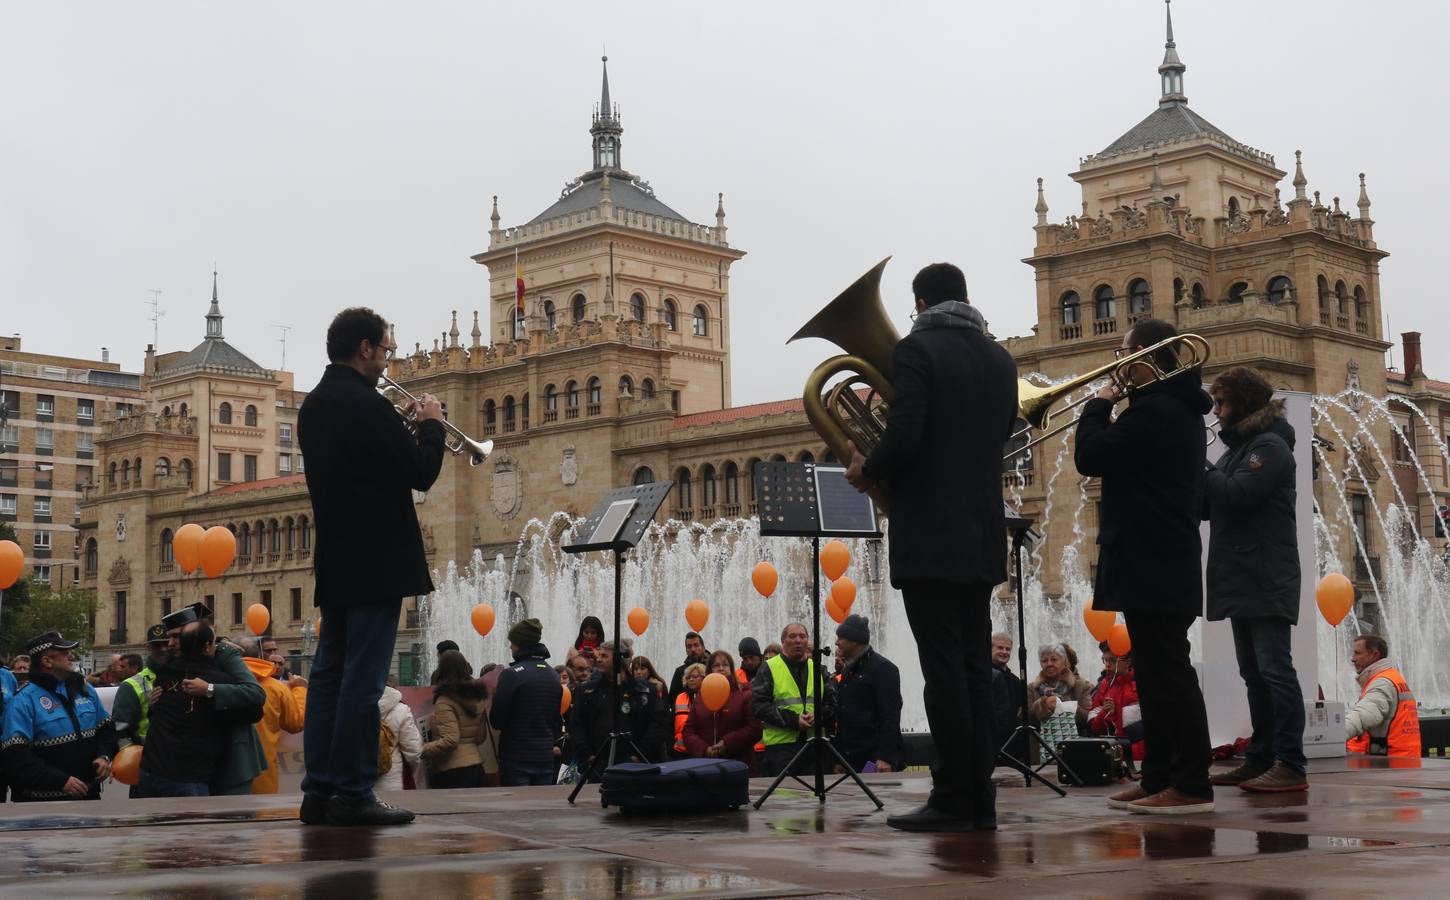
[84, 538, 98, 574]
[571, 293, 586, 324]
[1227, 196, 1240, 218]
[285, 517, 295, 551]
[1317, 275, 1331, 311]
[633, 466, 656, 485]
[483, 399, 496, 425]
[1060, 291, 1081, 325]
[244, 405, 258, 426]
[640, 378, 656, 400]
[1266, 276, 1293, 305]
[267, 519, 280, 554]
[701, 464, 718, 507]
[162, 405, 171, 417]
[1354, 285, 1368, 321]
[503, 396, 516, 429]
[108, 462, 117, 485]
[1228, 281, 1249, 304]
[122, 459, 131, 483]
[240, 523, 251, 557]
[1093, 285, 1115, 320]
[675, 468, 693, 508]
[692, 305, 709, 337]
[587, 377, 602, 406]
[618, 375, 633, 397]
[513, 306, 525, 339]
[160, 528, 174, 564]
[664, 299, 678, 331]
[218, 402, 232, 424]
[300, 516, 312, 550]
[522, 393, 530, 426]
[1173, 278, 1185, 304]
[543, 299, 556, 330]
[545, 384, 558, 412]
[724, 461, 740, 506]
[1336, 280, 1349, 316]
[178, 458, 193, 482]
[134, 458, 142, 484]
[566, 380, 580, 408]
[1191, 283, 1206, 308]
[798, 450, 815, 464]
[1127, 279, 1151, 317]
[630, 292, 646, 322]
[179, 402, 188, 419]
[770, 453, 787, 462]
[155, 457, 170, 478]
[747, 458, 764, 499]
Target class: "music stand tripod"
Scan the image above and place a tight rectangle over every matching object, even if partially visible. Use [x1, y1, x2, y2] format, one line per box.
[752, 461, 883, 810]
[994, 514, 1079, 795]
[563, 481, 672, 806]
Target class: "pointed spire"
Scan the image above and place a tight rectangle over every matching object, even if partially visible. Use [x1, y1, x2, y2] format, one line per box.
[1150, 153, 1164, 193]
[1158, 0, 1187, 104]
[471, 310, 482, 348]
[449, 310, 460, 347]
[600, 54, 612, 120]
[205, 268, 224, 340]
[716, 192, 726, 221]
[1333, 196, 1342, 216]
[490, 195, 500, 230]
[590, 55, 623, 171]
[1034, 178, 1049, 226]
[1292, 150, 1308, 200]
[1357, 172, 1372, 219]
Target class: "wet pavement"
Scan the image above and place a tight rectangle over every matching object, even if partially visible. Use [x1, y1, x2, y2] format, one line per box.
[2, 757, 1449, 898]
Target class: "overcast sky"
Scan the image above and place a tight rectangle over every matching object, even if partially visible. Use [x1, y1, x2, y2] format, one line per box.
[3, 1, 1443, 402]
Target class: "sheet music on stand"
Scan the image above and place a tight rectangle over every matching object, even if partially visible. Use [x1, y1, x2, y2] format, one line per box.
[754, 461, 880, 540]
[562, 482, 673, 554]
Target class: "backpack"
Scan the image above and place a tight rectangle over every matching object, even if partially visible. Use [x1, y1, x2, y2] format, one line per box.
[378, 719, 397, 776]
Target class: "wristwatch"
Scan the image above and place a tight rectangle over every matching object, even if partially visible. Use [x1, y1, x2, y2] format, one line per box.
[205, 683, 215, 699]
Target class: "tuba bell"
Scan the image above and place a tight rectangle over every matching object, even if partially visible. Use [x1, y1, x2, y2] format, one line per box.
[788, 257, 900, 507]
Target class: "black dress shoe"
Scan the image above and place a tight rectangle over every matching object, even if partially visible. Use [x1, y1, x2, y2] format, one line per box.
[299, 792, 331, 825]
[325, 794, 416, 827]
[886, 806, 979, 833]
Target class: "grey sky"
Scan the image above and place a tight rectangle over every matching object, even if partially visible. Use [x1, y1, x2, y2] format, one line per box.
[3, 1, 1443, 400]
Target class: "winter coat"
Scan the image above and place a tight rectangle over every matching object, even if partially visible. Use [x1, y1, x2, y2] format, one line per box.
[209, 642, 268, 794]
[1075, 368, 1213, 616]
[490, 643, 563, 769]
[377, 686, 423, 792]
[834, 648, 904, 771]
[862, 320, 1020, 587]
[568, 673, 666, 765]
[681, 686, 762, 772]
[1087, 671, 1144, 760]
[1204, 401, 1300, 623]
[1, 671, 117, 801]
[750, 654, 838, 738]
[1345, 659, 1403, 741]
[246, 659, 306, 795]
[1027, 670, 1092, 726]
[298, 363, 446, 608]
[990, 664, 1025, 749]
[422, 690, 486, 776]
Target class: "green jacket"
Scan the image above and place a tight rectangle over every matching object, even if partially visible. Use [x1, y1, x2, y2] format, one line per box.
[209, 643, 268, 792]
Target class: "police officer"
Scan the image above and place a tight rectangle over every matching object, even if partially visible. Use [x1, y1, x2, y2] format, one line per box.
[111, 623, 170, 798]
[0, 631, 118, 801]
[1, 661, 17, 802]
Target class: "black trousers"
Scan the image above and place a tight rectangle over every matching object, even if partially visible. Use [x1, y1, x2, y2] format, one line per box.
[1123, 610, 1213, 799]
[899, 579, 996, 819]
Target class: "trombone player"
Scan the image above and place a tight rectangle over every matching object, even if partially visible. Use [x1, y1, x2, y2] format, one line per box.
[846, 263, 1018, 832]
[1074, 318, 1215, 815]
[297, 307, 445, 827]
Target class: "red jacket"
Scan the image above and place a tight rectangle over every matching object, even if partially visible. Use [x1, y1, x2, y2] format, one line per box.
[681, 686, 763, 773]
[1088, 671, 1143, 760]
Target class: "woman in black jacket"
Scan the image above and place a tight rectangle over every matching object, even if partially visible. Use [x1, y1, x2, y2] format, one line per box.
[1203, 367, 1306, 793]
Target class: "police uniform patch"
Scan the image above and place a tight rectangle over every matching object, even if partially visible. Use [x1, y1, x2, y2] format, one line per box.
[38, 696, 54, 711]
[1247, 452, 1263, 470]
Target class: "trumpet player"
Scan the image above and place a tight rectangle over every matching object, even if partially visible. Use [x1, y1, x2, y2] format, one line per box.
[297, 307, 445, 827]
[1074, 318, 1215, 815]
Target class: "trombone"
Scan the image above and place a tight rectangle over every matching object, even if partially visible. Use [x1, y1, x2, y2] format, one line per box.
[379, 374, 494, 467]
[1004, 333, 1210, 461]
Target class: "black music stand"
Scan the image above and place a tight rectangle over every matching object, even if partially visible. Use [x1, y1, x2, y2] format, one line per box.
[752, 461, 884, 810]
[563, 481, 672, 805]
[995, 513, 1078, 795]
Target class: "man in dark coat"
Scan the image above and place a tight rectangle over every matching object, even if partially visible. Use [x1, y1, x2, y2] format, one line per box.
[297, 307, 446, 827]
[568, 641, 666, 776]
[1075, 317, 1214, 815]
[490, 618, 563, 786]
[667, 632, 710, 700]
[846, 262, 1018, 832]
[1203, 367, 1307, 792]
[989, 632, 1026, 762]
[833, 615, 904, 773]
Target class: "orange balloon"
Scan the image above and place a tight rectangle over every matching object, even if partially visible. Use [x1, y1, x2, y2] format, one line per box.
[830, 576, 857, 613]
[826, 596, 847, 624]
[685, 599, 709, 633]
[700, 672, 731, 712]
[172, 523, 205, 574]
[1316, 573, 1354, 627]
[0, 539, 22, 590]
[111, 745, 142, 786]
[821, 540, 851, 582]
[1083, 600, 1116, 643]
[1108, 622, 1132, 657]
[627, 606, 650, 636]
[471, 603, 496, 637]
[246, 603, 271, 636]
[200, 526, 237, 578]
[560, 685, 572, 716]
[752, 561, 778, 598]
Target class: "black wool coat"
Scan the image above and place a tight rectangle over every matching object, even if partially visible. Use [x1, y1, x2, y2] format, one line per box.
[835, 647, 905, 770]
[864, 325, 1019, 587]
[1203, 402, 1300, 623]
[298, 364, 446, 608]
[1075, 368, 1213, 617]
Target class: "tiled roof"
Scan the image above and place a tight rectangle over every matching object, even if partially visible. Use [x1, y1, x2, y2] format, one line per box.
[1387, 371, 1450, 394]
[530, 173, 684, 224]
[1098, 101, 1235, 159]
[672, 397, 806, 429]
[210, 474, 307, 496]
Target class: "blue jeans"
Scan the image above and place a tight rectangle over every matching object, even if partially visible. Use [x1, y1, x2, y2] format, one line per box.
[501, 763, 556, 787]
[137, 770, 210, 798]
[1231, 616, 1307, 773]
[302, 599, 402, 800]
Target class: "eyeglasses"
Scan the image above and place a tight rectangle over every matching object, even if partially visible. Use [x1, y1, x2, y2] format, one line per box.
[375, 342, 397, 360]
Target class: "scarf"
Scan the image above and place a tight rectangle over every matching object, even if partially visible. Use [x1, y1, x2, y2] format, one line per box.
[909, 300, 985, 335]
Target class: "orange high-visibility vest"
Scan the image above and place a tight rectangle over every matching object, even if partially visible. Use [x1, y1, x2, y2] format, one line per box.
[1347, 666, 1421, 758]
[673, 692, 691, 754]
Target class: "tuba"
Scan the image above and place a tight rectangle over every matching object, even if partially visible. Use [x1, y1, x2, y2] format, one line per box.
[788, 257, 899, 508]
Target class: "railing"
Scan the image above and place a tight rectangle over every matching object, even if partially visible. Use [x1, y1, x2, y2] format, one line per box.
[1059, 322, 1082, 340]
[543, 410, 558, 423]
[1336, 314, 1350, 330]
[1356, 319, 1368, 335]
[503, 421, 516, 433]
[483, 423, 497, 436]
[521, 418, 529, 430]
[722, 504, 741, 518]
[1319, 310, 1332, 326]
[1092, 318, 1117, 336]
[566, 407, 580, 420]
[1003, 470, 1035, 488]
[675, 507, 694, 521]
[698, 506, 717, 520]
[586, 403, 601, 416]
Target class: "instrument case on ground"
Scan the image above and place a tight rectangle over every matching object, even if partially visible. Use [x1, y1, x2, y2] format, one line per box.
[1056, 737, 1127, 786]
[600, 758, 749, 812]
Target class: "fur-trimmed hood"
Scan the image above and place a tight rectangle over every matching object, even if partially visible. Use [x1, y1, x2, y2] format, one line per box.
[1222, 398, 1294, 450]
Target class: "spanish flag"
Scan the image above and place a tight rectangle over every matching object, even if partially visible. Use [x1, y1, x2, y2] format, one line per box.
[514, 246, 525, 316]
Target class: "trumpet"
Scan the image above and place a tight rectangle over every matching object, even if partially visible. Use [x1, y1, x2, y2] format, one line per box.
[1004, 333, 1211, 460]
[379, 374, 494, 467]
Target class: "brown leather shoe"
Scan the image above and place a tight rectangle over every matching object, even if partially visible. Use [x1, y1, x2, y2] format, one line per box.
[1106, 783, 1149, 810]
[1127, 788, 1215, 815]
[1210, 762, 1269, 786]
[1240, 762, 1308, 793]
